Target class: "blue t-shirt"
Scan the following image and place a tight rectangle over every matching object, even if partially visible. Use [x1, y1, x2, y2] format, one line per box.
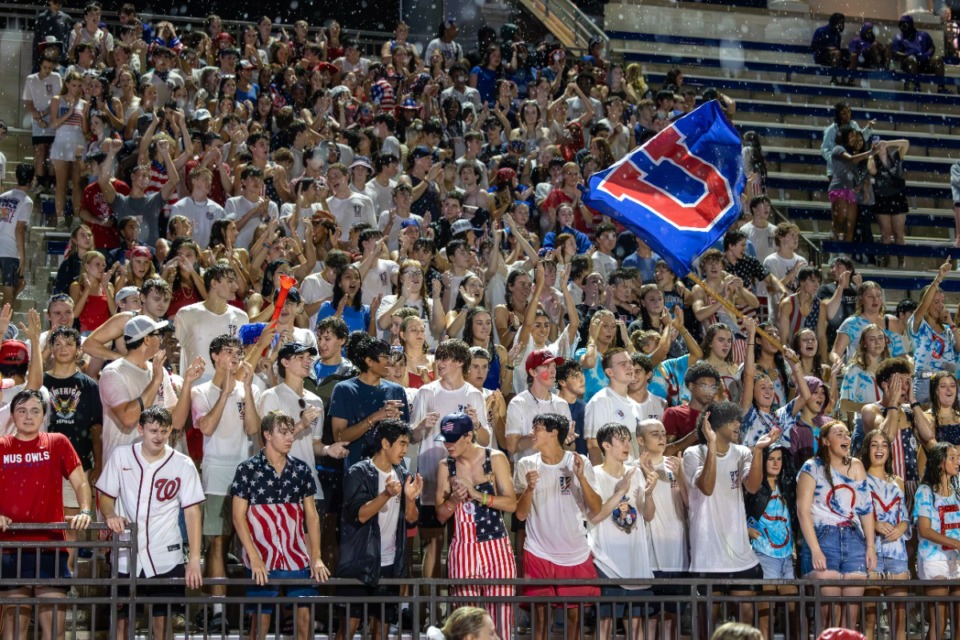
[568, 399, 587, 457]
[470, 65, 499, 105]
[622, 252, 661, 284]
[315, 301, 370, 335]
[328, 377, 410, 468]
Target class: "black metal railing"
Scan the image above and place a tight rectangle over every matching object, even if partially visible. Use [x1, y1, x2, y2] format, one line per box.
[5, 523, 960, 638]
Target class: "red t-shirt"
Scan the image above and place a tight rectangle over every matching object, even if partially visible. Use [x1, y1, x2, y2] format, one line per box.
[81, 179, 129, 251]
[0, 433, 81, 542]
[663, 405, 701, 442]
[542, 188, 595, 234]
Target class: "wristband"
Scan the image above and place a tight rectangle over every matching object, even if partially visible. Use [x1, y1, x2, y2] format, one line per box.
[79, 509, 93, 516]
[910, 401, 923, 409]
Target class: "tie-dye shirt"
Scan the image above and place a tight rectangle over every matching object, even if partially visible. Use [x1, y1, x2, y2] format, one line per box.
[799, 458, 872, 532]
[749, 488, 793, 559]
[908, 314, 958, 375]
[866, 473, 910, 563]
[913, 484, 960, 562]
[840, 363, 881, 405]
[741, 399, 797, 448]
[838, 315, 907, 361]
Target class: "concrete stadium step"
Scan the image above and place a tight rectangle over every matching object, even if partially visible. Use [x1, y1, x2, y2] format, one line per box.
[762, 145, 955, 182]
[644, 71, 960, 117]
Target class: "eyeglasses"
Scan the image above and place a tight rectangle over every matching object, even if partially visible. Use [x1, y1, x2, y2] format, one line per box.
[696, 383, 719, 392]
[148, 330, 162, 337]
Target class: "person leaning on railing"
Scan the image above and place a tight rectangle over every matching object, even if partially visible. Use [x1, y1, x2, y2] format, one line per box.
[0, 389, 93, 638]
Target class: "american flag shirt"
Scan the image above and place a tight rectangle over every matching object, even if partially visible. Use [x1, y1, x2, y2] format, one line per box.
[230, 450, 315, 571]
[446, 449, 507, 543]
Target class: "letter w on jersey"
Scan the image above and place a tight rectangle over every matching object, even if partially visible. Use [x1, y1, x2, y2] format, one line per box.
[583, 100, 745, 277]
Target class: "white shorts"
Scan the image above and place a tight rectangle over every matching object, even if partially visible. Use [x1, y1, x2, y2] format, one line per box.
[918, 556, 960, 580]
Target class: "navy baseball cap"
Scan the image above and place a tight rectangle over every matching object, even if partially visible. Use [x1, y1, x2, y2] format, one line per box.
[434, 412, 474, 443]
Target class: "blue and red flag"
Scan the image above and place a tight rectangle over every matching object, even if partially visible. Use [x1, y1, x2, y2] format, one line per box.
[582, 100, 745, 277]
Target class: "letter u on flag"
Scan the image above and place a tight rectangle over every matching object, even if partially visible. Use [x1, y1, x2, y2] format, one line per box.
[582, 101, 745, 277]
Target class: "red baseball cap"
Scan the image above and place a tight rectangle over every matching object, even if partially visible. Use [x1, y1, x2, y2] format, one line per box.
[525, 349, 563, 374]
[817, 629, 866, 640]
[0, 340, 29, 366]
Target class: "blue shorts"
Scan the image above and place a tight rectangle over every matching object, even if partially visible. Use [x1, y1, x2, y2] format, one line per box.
[596, 567, 651, 619]
[0, 550, 71, 591]
[245, 568, 317, 613]
[873, 554, 909, 577]
[0, 258, 21, 287]
[800, 524, 867, 577]
[755, 552, 796, 580]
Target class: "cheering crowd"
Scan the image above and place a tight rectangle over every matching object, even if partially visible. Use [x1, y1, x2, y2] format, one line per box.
[2, 2, 960, 640]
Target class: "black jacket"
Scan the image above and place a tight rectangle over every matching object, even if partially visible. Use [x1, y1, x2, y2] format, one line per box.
[336, 459, 412, 586]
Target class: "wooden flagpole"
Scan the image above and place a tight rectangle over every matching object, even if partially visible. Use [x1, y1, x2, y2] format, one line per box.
[686, 272, 788, 356]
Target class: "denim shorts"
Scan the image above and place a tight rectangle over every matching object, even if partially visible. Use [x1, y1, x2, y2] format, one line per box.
[245, 567, 318, 613]
[756, 552, 796, 580]
[872, 554, 909, 577]
[800, 524, 867, 577]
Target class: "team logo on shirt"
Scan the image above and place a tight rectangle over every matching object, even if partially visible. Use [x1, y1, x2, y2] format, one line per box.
[237, 401, 245, 418]
[353, 205, 362, 218]
[228, 323, 238, 336]
[729, 469, 742, 490]
[51, 388, 81, 421]
[615, 410, 625, 419]
[154, 478, 181, 502]
[559, 474, 573, 495]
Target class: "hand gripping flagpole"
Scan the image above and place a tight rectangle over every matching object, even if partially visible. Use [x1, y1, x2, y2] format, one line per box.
[685, 271, 792, 359]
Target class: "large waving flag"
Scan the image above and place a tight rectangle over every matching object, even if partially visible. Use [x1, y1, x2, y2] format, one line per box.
[583, 100, 745, 277]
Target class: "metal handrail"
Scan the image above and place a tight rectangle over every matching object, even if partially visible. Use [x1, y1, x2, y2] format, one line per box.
[537, 0, 607, 49]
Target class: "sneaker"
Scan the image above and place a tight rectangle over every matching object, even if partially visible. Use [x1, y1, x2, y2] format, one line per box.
[171, 612, 188, 632]
[197, 610, 230, 632]
[55, 218, 69, 231]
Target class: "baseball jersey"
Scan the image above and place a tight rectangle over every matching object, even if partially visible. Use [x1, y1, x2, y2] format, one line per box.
[229, 450, 316, 571]
[97, 443, 204, 577]
[0, 432, 80, 543]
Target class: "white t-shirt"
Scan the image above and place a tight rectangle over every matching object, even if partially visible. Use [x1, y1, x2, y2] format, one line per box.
[514, 451, 597, 566]
[355, 257, 399, 306]
[170, 196, 226, 249]
[369, 180, 397, 220]
[589, 466, 654, 585]
[743, 222, 777, 265]
[0, 189, 32, 259]
[300, 272, 334, 329]
[96, 443, 204, 577]
[682, 443, 758, 573]
[225, 195, 280, 250]
[22, 72, 62, 115]
[174, 303, 248, 385]
[410, 380, 489, 506]
[763, 252, 807, 319]
[505, 390, 572, 461]
[377, 210, 422, 252]
[191, 380, 258, 494]
[329, 192, 377, 241]
[590, 251, 618, 284]
[99, 358, 178, 464]
[636, 393, 667, 424]
[377, 465, 401, 565]
[585, 387, 643, 459]
[256, 382, 323, 495]
[646, 458, 689, 571]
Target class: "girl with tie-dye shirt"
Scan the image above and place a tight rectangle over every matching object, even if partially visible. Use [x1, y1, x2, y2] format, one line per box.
[861, 429, 910, 640]
[797, 421, 875, 629]
[913, 442, 960, 640]
[909, 261, 960, 405]
[830, 282, 907, 368]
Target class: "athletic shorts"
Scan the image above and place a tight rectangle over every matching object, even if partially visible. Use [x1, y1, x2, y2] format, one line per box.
[202, 494, 234, 537]
[118, 565, 186, 617]
[521, 550, 600, 603]
[0, 258, 21, 287]
[829, 189, 858, 204]
[918, 556, 960, 580]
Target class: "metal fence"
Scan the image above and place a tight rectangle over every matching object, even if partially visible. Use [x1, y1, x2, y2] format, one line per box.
[4, 523, 960, 639]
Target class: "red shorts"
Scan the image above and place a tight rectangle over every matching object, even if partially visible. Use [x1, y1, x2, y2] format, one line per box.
[521, 550, 600, 603]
